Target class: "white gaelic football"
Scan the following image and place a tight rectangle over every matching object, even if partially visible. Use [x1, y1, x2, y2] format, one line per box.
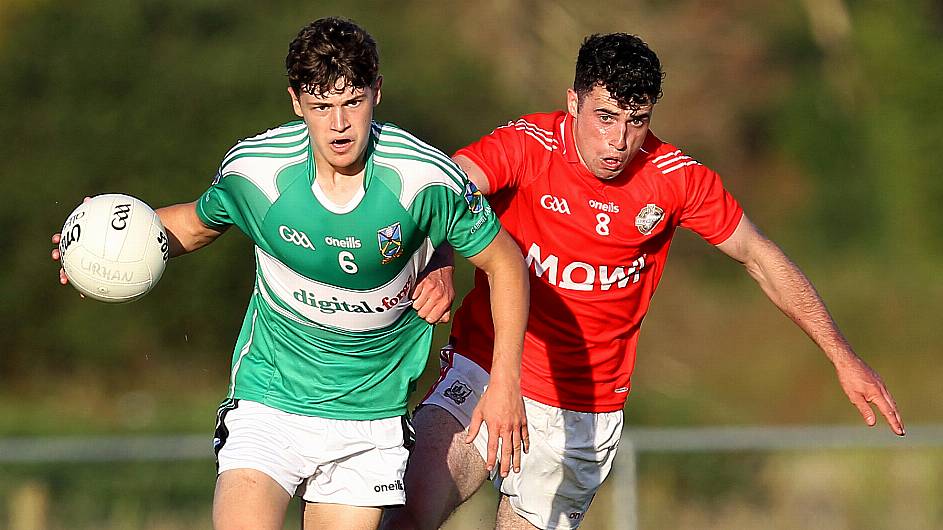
[59, 194, 169, 303]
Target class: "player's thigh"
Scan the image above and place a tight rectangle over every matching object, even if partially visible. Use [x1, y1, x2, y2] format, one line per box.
[303, 502, 382, 530]
[213, 468, 292, 530]
[496, 495, 540, 530]
[414, 404, 490, 497]
[496, 401, 622, 529]
[382, 404, 490, 530]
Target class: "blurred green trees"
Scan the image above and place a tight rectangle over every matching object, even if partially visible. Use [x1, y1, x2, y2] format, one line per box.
[1, 0, 939, 431]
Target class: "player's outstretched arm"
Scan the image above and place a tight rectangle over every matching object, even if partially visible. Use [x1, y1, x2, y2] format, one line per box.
[465, 228, 530, 476]
[155, 201, 225, 258]
[715, 214, 905, 435]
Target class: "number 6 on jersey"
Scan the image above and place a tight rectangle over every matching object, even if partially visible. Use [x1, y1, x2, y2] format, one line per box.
[338, 251, 358, 274]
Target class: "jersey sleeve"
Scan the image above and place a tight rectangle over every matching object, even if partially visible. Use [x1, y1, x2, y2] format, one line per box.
[195, 170, 236, 230]
[678, 164, 744, 244]
[194, 151, 273, 240]
[454, 122, 526, 193]
[409, 170, 501, 259]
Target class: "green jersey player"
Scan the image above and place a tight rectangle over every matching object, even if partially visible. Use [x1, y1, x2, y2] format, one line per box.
[52, 17, 529, 530]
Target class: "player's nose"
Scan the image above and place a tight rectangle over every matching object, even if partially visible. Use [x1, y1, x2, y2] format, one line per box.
[609, 123, 628, 150]
[330, 107, 348, 131]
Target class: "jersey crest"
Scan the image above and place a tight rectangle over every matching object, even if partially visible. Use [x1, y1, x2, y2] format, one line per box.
[463, 180, 484, 214]
[635, 203, 665, 235]
[443, 380, 473, 404]
[377, 222, 403, 264]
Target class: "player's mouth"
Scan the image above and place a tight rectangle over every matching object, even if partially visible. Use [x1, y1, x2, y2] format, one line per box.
[329, 138, 355, 154]
[600, 156, 625, 171]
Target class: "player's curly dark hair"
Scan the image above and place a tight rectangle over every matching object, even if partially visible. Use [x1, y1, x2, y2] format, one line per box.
[286, 17, 379, 97]
[574, 33, 664, 109]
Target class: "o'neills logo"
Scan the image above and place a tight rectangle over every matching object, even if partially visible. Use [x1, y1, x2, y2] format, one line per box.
[324, 236, 362, 249]
[374, 479, 405, 493]
[588, 199, 620, 213]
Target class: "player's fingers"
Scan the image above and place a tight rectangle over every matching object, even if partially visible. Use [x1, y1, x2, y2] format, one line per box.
[485, 428, 499, 473]
[59, 268, 69, 285]
[880, 387, 905, 435]
[499, 427, 513, 477]
[850, 395, 877, 426]
[411, 281, 428, 303]
[52, 233, 61, 244]
[511, 427, 522, 473]
[51, 248, 60, 261]
[436, 310, 451, 324]
[422, 301, 450, 324]
[522, 418, 530, 454]
[872, 391, 905, 436]
[465, 410, 483, 444]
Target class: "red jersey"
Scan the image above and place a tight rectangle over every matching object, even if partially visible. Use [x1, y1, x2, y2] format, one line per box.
[450, 111, 743, 412]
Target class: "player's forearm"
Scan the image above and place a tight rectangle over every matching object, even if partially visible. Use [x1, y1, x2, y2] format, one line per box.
[155, 202, 223, 258]
[744, 239, 856, 365]
[486, 262, 528, 385]
[469, 231, 529, 384]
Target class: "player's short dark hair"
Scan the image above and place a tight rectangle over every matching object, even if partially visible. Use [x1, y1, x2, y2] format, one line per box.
[574, 33, 664, 109]
[286, 17, 379, 97]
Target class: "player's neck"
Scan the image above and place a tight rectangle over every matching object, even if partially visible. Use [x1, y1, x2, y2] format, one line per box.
[313, 159, 366, 206]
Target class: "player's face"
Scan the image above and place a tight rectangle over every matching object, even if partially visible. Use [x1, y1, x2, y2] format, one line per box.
[567, 85, 653, 180]
[289, 78, 382, 175]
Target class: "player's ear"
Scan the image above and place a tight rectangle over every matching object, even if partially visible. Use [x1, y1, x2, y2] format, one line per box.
[372, 75, 383, 106]
[288, 87, 304, 118]
[566, 88, 579, 119]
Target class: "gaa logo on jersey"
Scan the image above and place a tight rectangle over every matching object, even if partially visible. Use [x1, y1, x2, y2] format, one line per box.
[635, 203, 665, 235]
[463, 180, 484, 214]
[377, 222, 403, 264]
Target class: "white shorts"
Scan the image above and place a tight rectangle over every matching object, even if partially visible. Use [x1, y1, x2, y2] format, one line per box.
[421, 347, 623, 530]
[213, 400, 413, 507]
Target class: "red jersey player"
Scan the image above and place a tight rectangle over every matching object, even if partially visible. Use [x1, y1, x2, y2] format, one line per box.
[384, 33, 904, 530]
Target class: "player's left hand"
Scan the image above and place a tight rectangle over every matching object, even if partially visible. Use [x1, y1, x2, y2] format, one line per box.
[412, 265, 455, 324]
[834, 354, 905, 436]
[466, 377, 529, 477]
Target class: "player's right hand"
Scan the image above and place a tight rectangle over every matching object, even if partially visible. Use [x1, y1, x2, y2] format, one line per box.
[834, 354, 905, 436]
[465, 377, 529, 477]
[51, 233, 70, 286]
[53, 197, 90, 289]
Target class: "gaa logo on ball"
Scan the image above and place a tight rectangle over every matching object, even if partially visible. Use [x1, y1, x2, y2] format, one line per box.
[59, 194, 169, 303]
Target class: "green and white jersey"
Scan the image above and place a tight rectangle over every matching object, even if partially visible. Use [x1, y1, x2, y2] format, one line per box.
[196, 120, 500, 420]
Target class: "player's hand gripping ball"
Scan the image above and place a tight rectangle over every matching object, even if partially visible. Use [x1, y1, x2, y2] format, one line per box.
[59, 194, 169, 303]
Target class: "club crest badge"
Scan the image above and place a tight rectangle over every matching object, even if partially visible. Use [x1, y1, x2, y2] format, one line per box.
[635, 203, 665, 235]
[443, 380, 473, 405]
[377, 222, 403, 264]
[463, 180, 484, 214]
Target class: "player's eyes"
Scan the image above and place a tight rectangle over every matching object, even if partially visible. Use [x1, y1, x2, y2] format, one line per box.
[630, 119, 644, 127]
[598, 114, 614, 123]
